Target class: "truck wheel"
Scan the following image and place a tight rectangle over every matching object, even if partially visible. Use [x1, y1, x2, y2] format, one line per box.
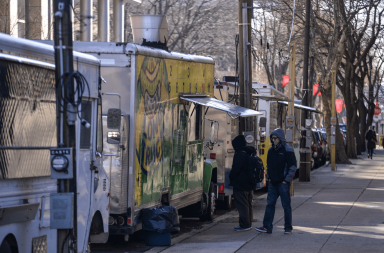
[224, 195, 232, 210]
[200, 182, 215, 221]
[0, 240, 12, 253]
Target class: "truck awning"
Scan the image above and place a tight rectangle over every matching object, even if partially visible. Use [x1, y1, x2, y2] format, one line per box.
[252, 94, 293, 102]
[180, 95, 262, 117]
[278, 101, 323, 114]
[252, 85, 292, 101]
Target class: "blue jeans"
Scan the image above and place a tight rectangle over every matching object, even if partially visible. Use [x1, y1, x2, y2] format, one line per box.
[368, 148, 373, 157]
[263, 182, 292, 231]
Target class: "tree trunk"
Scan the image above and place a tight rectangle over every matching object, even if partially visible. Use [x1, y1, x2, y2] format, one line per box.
[342, 58, 358, 158]
[354, 116, 362, 155]
[345, 104, 358, 158]
[358, 96, 367, 153]
[321, 85, 350, 164]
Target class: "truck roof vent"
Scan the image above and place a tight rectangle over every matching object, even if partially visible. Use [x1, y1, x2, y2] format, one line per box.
[130, 15, 168, 50]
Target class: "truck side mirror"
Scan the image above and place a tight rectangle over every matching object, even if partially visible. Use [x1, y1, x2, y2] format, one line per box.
[107, 131, 121, 144]
[209, 122, 215, 144]
[107, 108, 121, 129]
[259, 117, 266, 127]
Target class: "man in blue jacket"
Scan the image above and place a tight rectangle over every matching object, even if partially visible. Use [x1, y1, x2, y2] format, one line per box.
[229, 135, 256, 231]
[255, 128, 296, 234]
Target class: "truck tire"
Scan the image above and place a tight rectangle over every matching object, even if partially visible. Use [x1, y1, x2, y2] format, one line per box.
[0, 240, 12, 253]
[224, 195, 232, 210]
[200, 182, 215, 221]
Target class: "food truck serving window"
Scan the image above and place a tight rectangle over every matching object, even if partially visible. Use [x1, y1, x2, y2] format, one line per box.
[188, 104, 202, 141]
[180, 96, 262, 117]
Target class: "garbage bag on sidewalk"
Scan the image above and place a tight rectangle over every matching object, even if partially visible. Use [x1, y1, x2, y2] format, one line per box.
[141, 206, 180, 233]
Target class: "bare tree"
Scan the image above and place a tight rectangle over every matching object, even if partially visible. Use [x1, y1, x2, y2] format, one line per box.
[332, 1, 384, 158]
[291, 0, 383, 162]
[251, 2, 292, 90]
[125, 0, 238, 76]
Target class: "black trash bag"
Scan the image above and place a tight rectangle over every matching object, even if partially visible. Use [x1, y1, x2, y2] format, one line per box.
[141, 206, 180, 233]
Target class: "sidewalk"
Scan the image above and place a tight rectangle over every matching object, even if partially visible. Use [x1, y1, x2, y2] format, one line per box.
[147, 150, 384, 253]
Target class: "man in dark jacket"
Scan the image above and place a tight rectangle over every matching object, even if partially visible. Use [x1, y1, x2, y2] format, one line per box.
[229, 135, 256, 231]
[366, 126, 376, 159]
[255, 128, 296, 234]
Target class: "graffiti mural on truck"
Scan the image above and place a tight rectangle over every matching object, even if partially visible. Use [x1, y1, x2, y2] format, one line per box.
[136, 57, 170, 177]
[135, 55, 214, 206]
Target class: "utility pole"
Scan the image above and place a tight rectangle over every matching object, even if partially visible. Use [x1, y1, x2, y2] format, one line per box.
[331, 71, 336, 171]
[239, 0, 253, 133]
[299, 0, 311, 182]
[239, 0, 254, 221]
[53, 0, 75, 252]
[309, 56, 314, 108]
[288, 43, 296, 196]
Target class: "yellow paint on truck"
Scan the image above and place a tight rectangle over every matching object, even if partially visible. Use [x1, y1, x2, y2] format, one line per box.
[134, 55, 214, 206]
[259, 136, 271, 175]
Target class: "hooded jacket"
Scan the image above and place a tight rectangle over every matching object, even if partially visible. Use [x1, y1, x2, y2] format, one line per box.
[229, 135, 256, 191]
[366, 129, 376, 149]
[267, 129, 297, 184]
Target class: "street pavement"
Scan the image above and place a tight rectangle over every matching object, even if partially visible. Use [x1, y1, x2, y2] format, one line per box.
[146, 149, 384, 253]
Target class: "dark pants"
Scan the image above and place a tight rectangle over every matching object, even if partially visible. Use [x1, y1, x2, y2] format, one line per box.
[263, 182, 292, 231]
[233, 188, 253, 228]
[368, 148, 373, 157]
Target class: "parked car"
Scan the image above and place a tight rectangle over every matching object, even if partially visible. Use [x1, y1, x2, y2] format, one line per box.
[339, 124, 347, 150]
[311, 129, 324, 168]
[339, 129, 347, 151]
[339, 124, 347, 133]
[320, 131, 329, 160]
[313, 129, 326, 165]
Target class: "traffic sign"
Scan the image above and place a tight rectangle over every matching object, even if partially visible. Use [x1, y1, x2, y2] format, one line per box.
[374, 103, 381, 115]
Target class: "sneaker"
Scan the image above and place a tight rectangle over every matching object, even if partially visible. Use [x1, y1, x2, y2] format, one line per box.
[234, 226, 251, 231]
[284, 229, 292, 234]
[255, 226, 272, 233]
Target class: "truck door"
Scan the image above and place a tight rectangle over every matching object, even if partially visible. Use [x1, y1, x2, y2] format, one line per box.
[77, 99, 110, 250]
[77, 99, 97, 252]
[89, 101, 110, 243]
[186, 103, 204, 189]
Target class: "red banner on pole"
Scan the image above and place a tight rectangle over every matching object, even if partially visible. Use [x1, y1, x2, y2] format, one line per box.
[374, 102, 381, 116]
[335, 99, 343, 113]
[282, 75, 289, 87]
[313, 83, 318, 96]
[313, 83, 321, 96]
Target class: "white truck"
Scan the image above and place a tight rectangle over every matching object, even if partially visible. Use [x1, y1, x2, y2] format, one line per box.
[203, 80, 265, 208]
[0, 33, 109, 253]
[251, 82, 322, 174]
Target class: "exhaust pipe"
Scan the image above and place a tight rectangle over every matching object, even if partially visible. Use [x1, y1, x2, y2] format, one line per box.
[98, 0, 109, 42]
[113, 0, 124, 42]
[130, 15, 168, 47]
[80, 0, 92, 41]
